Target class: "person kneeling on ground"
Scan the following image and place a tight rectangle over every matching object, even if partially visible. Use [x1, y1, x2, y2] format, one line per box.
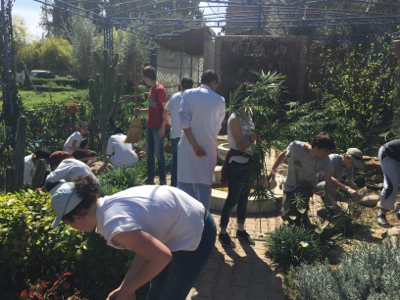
[24, 149, 52, 186]
[63, 121, 96, 162]
[106, 127, 138, 169]
[50, 175, 216, 300]
[315, 148, 364, 206]
[376, 139, 400, 227]
[44, 151, 98, 194]
[267, 133, 336, 226]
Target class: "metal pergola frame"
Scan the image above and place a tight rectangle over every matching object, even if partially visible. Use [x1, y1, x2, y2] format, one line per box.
[2, 0, 400, 141]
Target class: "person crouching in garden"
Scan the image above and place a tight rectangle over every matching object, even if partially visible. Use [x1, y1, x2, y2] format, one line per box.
[63, 121, 96, 163]
[376, 139, 400, 227]
[50, 175, 216, 300]
[106, 127, 138, 169]
[24, 149, 52, 186]
[219, 84, 260, 248]
[267, 133, 336, 226]
[315, 148, 364, 206]
[45, 151, 98, 194]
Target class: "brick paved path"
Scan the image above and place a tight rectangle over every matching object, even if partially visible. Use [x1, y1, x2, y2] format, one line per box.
[186, 212, 286, 300]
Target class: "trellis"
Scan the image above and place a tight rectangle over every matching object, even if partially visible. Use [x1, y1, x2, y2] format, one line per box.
[2, 0, 400, 132]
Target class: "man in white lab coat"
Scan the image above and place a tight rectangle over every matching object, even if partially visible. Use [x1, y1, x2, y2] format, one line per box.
[177, 70, 226, 210]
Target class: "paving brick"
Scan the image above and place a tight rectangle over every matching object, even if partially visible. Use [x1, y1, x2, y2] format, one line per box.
[210, 291, 232, 300]
[251, 258, 269, 272]
[195, 280, 217, 298]
[203, 257, 220, 271]
[234, 261, 251, 275]
[217, 265, 234, 279]
[231, 273, 251, 288]
[249, 282, 268, 297]
[213, 277, 233, 292]
[230, 287, 250, 300]
[198, 269, 218, 282]
[249, 269, 270, 284]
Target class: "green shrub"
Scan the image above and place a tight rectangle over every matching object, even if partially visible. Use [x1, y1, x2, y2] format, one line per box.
[98, 162, 145, 197]
[0, 189, 149, 299]
[295, 240, 400, 300]
[265, 224, 320, 270]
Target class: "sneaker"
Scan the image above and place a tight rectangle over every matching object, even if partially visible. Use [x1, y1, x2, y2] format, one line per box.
[218, 232, 235, 248]
[377, 215, 390, 227]
[142, 177, 155, 185]
[236, 230, 255, 245]
[397, 211, 400, 221]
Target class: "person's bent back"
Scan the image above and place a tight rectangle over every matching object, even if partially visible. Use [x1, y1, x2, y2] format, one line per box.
[106, 127, 138, 169]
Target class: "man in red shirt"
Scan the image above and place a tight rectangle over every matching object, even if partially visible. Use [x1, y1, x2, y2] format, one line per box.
[136, 66, 167, 185]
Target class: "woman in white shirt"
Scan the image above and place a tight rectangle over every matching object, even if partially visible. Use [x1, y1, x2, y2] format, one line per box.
[50, 175, 216, 300]
[219, 84, 260, 248]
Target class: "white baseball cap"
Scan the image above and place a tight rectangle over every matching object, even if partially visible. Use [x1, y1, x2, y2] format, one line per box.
[346, 148, 364, 170]
[51, 182, 83, 229]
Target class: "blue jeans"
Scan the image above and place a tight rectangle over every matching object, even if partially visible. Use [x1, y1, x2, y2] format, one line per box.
[146, 127, 166, 181]
[147, 211, 216, 300]
[177, 182, 212, 211]
[170, 137, 180, 187]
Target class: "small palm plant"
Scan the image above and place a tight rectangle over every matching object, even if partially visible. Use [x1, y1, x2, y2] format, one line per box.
[227, 70, 286, 203]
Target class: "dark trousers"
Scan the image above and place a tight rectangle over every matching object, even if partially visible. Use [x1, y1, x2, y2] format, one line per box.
[72, 138, 96, 160]
[220, 161, 251, 229]
[282, 182, 314, 226]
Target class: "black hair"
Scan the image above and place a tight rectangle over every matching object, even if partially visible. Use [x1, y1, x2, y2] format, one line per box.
[311, 132, 335, 151]
[114, 127, 124, 134]
[32, 149, 51, 163]
[181, 76, 193, 90]
[143, 66, 157, 81]
[201, 70, 220, 85]
[62, 175, 100, 222]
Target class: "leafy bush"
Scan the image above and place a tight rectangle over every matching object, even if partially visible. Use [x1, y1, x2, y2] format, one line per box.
[295, 240, 400, 300]
[0, 189, 149, 299]
[265, 224, 320, 270]
[98, 162, 146, 196]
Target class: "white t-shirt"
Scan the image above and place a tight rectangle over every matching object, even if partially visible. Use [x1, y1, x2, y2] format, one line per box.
[96, 185, 206, 252]
[46, 158, 98, 184]
[24, 155, 35, 184]
[63, 131, 83, 154]
[165, 92, 184, 139]
[24, 154, 51, 185]
[227, 112, 254, 164]
[284, 141, 333, 192]
[106, 133, 138, 168]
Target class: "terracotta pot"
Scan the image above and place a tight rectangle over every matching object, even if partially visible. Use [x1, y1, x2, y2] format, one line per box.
[393, 40, 400, 58]
[64, 106, 77, 114]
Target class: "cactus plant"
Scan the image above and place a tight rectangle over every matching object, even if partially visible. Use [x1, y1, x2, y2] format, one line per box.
[14, 116, 27, 191]
[6, 167, 15, 193]
[89, 49, 123, 161]
[30, 159, 46, 190]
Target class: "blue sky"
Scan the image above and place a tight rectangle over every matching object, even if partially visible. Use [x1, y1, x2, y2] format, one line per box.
[13, 0, 44, 40]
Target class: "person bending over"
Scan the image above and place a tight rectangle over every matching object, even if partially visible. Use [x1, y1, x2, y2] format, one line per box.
[106, 127, 138, 169]
[268, 133, 336, 226]
[45, 151, 98, 194]
[50, 175, 216, 300]
[376, 139, 400, 227]
[315, 148, 364, 205]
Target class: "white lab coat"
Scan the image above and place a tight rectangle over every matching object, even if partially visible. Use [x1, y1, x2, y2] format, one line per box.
[178, 85, 225, 185]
